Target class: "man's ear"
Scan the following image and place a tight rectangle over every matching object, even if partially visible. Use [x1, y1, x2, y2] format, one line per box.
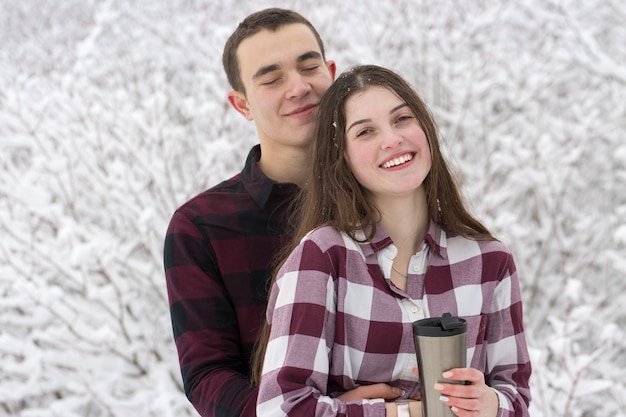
[227, 90, 253, 121]
[327, 60, 337, 81]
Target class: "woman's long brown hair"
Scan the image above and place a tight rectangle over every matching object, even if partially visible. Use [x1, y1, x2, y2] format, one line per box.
[250, 65, 494, 385]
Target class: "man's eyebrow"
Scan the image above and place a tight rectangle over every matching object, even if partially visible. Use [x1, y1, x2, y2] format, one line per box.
[252, 64, 281, 80]
[252, 51, 323, 81]
[297, 51, 322, 63]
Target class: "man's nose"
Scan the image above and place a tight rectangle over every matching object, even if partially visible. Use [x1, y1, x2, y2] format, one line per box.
[285, 74, 312, 99]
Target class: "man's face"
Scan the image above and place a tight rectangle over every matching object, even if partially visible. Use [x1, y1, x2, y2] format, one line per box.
[228, 24, 336, 151]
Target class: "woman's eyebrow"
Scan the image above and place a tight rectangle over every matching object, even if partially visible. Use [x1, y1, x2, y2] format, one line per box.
[347, 104, 409, 132]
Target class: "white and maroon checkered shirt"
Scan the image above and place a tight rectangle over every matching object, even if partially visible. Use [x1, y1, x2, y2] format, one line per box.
[257, 221, 531, 417]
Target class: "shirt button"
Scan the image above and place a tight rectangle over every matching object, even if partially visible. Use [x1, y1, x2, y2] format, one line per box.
[413, 265, 420, 272]
[411, 306, 420, 313]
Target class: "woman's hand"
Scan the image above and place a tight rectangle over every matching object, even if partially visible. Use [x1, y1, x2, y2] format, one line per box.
[433, 368, 499, 417]
[383, 400, 422, 417]
[338, 384, 422, 416]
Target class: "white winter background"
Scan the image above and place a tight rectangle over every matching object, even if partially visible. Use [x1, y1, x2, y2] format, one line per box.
[1, 0, 624, 416]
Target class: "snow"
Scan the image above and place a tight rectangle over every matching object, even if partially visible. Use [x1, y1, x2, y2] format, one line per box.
[1, 0, 625, 416]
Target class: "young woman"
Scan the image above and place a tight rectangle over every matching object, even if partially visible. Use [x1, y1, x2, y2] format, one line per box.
[254, 65, 531, 417]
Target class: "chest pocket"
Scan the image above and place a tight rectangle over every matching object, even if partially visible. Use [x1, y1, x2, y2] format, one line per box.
[460, 314, 488, 369]
[461, 314, 487, 350]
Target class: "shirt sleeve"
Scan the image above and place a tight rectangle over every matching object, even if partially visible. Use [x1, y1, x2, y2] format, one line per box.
[164, 209, 258, 417]
[257, 237, 386, 417]
[485, 250, 532, 417]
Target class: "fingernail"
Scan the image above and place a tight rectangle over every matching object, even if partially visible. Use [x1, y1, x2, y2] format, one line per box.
[434, 383, 444, 391]
[443, 371, 453, 378]
[451, 406, 459, 413]
[439, 395, 449, 402]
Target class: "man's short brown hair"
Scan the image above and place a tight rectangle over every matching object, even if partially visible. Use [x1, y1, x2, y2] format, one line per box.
[222, 8, 327, 95]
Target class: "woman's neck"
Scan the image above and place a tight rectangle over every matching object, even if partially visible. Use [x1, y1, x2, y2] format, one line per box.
[377, 190, 430, 256]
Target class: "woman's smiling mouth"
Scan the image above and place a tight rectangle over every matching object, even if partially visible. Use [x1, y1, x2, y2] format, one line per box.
[381, 153, 414, 169]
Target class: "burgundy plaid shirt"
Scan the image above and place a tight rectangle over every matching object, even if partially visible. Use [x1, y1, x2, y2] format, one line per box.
[258, 222, 531, 417]
[164, 145, 298, 417]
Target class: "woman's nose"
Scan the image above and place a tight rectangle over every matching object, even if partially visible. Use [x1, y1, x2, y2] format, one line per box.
[381, 128, 403, 149]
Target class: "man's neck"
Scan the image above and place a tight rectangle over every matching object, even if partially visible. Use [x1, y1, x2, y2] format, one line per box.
[257, 143, 312, 187]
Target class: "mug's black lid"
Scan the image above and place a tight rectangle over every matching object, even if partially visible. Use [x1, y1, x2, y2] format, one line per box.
[412, 313, 467, 337]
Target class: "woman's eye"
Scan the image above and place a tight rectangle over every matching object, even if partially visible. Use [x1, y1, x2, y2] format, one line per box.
[396, 115, 413, 123]
[355, 128, 372, 138]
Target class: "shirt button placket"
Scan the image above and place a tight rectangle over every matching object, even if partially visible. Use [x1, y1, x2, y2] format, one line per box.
[405, 300, 423, 320]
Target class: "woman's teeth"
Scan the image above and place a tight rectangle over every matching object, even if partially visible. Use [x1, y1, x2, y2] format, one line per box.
[382, 153, 413, 168]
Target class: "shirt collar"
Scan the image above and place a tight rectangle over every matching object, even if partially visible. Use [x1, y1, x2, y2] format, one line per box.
[424, 220, 448, 259]
[241, 145, 298, 208]
[357, 219, 448, 260]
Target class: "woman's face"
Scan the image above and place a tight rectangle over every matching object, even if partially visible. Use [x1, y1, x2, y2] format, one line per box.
[343, 86, 432, 200]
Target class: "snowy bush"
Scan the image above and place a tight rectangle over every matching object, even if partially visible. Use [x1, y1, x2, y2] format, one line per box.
[0, 0, 624, 416]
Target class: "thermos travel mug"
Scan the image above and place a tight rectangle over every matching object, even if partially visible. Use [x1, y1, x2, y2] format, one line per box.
[412, 313, 467, 417]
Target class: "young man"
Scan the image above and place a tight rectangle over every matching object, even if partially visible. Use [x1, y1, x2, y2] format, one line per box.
[165, 8, 407, 417]
[165, 9, 403, 417]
